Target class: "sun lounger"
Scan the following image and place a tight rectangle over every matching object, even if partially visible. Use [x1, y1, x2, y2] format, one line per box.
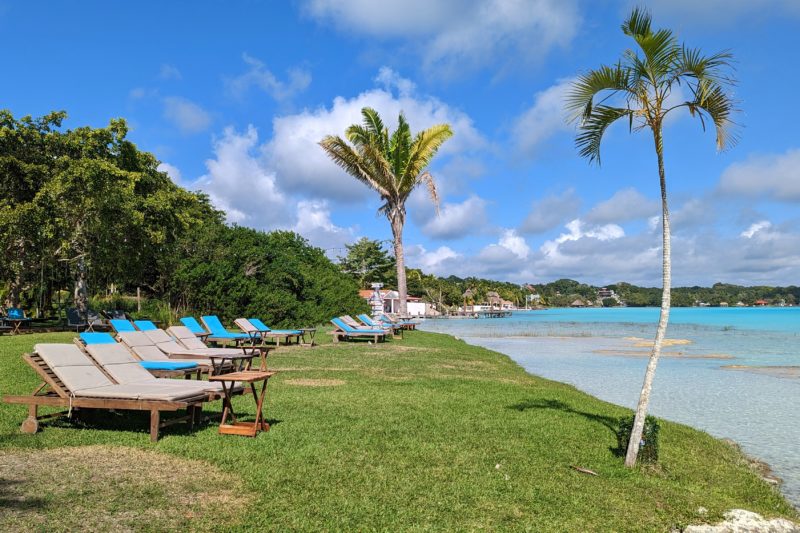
[133, 320, 158, 331]
[2, 343, 207, 441]
[330, 317, 386, 343]
[116, 331, 221, 371]
[142, 329, 253, 357]
[234, 318, 302, 347]
[380, 313, 417, 330]
[201, 315, 251, 342]
[180, 316, 226, 343]
[357, 314, 403, 338]
[67, 307, 110, 332]
[3, 307, 32, 334]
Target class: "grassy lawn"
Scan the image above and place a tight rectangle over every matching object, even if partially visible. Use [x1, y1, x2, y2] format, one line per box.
[0, 330, 796, 531]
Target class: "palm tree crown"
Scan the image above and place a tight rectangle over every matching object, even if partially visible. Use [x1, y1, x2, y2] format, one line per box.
[320, 107, 452, 314]
[567, 7, 737, 162]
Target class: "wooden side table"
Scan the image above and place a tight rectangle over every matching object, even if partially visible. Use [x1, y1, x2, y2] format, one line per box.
[299, 328, 317, 347]
[206, 352, 255, 376]
[210, 370, 276, 437]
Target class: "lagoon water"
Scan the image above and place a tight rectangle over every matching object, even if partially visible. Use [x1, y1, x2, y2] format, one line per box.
[419, 307, 800, 506]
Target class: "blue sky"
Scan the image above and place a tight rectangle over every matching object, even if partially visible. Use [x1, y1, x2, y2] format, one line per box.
[3, 0, 800, 286]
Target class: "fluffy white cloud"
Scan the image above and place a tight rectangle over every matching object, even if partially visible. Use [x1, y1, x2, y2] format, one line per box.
[405, 244, 461, 274]
[193, 126, 289, 227]
[585, 188, 660, 224]
[421, 195, 488, 240]
[159, 64, 182, 80]
[162, 96, 212, 133]
[513, 79, 573, 155]
[226, 54, 311, 102]
[301, 0, 580, 76]
[740, 220, 772, 239]
[718, 149, 800, 202]
[157, 162, 183, 185]
[293, 199, 355, 254]
[264, 68, 485, 201]
[519, 188, 581, 234]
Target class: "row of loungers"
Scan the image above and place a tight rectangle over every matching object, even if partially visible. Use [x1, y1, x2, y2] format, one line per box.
[329, 314, 417, 342]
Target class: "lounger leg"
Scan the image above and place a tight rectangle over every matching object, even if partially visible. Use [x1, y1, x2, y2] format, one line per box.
[150, 409, 160, 442]
[20, 405, 39, 434]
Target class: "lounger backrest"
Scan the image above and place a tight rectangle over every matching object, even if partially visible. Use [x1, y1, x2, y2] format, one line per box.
[66, 308, 85, 326]
[130, 345, 170, 361]
[7, 307, 25, 319]
[79, 332, 117, 345]
[117, 331, 155, 348]
[201, 315, 227, 334]
[234, 318, 256, 333]
[358, 314, 377, 327]
[85, 343, 156, 384]
[331, 317, 355, 332]
[35, 343, 113, 392]
[167, 326, 207, 350]
[144, 329, 173, 344]
[134, 320, 157, 331]
[249, 318, 271, 332]
[110, 319, 136, 333]
[180, 317, 206, 334]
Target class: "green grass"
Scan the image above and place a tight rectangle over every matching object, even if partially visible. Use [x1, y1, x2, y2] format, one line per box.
[0, 330, 796, 531]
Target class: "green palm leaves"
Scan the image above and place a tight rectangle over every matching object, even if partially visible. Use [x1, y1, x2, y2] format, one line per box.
[567, 7, 737, 163]
[319, 107, 453, 212]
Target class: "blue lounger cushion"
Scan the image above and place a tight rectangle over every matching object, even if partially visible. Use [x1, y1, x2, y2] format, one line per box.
[201, 315, 250, 339]
[110, 319, 137, 332]
[248, 318, 301, 335]
[331, 317, 384, 335]
[80, 332, 117, 345]
[133, 320, 157, 331]
[139, 360, 198, 371]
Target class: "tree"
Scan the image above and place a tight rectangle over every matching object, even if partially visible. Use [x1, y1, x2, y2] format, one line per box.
[319, 108, 452, 315]
[337, 237, 396, 289]
[567, 8, 736, 466]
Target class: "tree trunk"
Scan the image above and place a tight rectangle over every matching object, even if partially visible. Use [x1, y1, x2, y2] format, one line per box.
[625, 125, 671, 468]
[5, 274, 22, 308]
[73, 255, 89, 319]
[388, 208, 408, 316]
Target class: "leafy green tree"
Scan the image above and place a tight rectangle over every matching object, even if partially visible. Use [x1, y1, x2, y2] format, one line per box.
[567, 8, 737, 466]
[320, 107, 452, 315]
[337, 237, 396, 289]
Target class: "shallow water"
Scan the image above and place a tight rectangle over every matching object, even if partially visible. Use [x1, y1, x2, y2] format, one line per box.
[419, 307, 800, 507]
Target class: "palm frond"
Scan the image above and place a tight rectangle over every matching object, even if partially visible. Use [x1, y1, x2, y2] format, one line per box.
[417, 171, 440, 215]
[621, 7, 652, 38]
[575, 105, 632, 164]
[401, 124, 453, 193]
[389, 113, 412, 179]
[318, 135, 391, 196]
[567, 65, 631, 124]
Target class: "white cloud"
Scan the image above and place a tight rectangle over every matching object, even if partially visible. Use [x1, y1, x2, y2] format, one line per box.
[585, 188, 660, 224]
[226, 53, 311, 102]
[162, 96, 212, 134]
[513, 79, 573, 155]
[159, 64, 182, 80]
[293, 200, 355, 253]
[265, 68, 484, 201]
[519, 188, 581, 234]
[193, 126, 289, 227]
[740, 220, 771, 239]
[541, 219, 625, 259]
[301, 0, 580, 77]
[718, 149, 800, 202]
[498, 229, 530, 259]
[405, 244, 461, 274]
[375, 66, 416, 97]
[421, 195, 488, 240]
[157, 162, 183, 185]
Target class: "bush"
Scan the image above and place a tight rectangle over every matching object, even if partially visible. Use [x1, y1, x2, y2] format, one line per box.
[617, 415, 660, 463]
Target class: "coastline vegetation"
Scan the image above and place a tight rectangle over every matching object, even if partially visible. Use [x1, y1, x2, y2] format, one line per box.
[1, 330, 796, 531]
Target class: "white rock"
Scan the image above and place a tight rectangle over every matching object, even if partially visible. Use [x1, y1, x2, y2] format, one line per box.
[683, 509, 800, 532]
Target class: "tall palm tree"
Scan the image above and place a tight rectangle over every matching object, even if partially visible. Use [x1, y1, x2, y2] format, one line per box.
[567, 8, 737, 467]
[320, 107, 453, 315]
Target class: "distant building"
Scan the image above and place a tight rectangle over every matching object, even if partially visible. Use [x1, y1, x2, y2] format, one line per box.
[358, 289, 430, 317]
[598, 287, 615, 298]
[719, 302, 729, 307]
[571, 299, 585, 307]
[755, 299, 768, 306]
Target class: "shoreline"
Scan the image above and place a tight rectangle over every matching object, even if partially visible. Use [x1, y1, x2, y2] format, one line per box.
[425, 325, 799, 509]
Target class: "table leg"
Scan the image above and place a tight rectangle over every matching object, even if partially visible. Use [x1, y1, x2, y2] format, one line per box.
[251, 379, 270, 432]
[219, 381, 237, 426]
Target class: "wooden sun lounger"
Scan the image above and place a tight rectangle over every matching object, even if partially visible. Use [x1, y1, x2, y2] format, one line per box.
[329, 318, 387, 343]
[3, 351, 207, 442]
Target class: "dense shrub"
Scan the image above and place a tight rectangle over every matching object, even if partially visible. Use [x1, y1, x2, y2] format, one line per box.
[165, 224, 367, 327]
[617, 415, 660, 463]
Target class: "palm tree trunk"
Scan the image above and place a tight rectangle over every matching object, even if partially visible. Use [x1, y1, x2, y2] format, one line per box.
[625, 125, 671, 467]
[388, 209, 408, 316]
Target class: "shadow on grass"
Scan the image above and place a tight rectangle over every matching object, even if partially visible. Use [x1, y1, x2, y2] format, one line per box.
[508, 398, 624, 455]
[0, 478, 47, 512]
[0, 408, 283, 442]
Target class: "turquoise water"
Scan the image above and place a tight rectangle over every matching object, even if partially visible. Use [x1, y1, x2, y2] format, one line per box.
[419, 307, 800, 507]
